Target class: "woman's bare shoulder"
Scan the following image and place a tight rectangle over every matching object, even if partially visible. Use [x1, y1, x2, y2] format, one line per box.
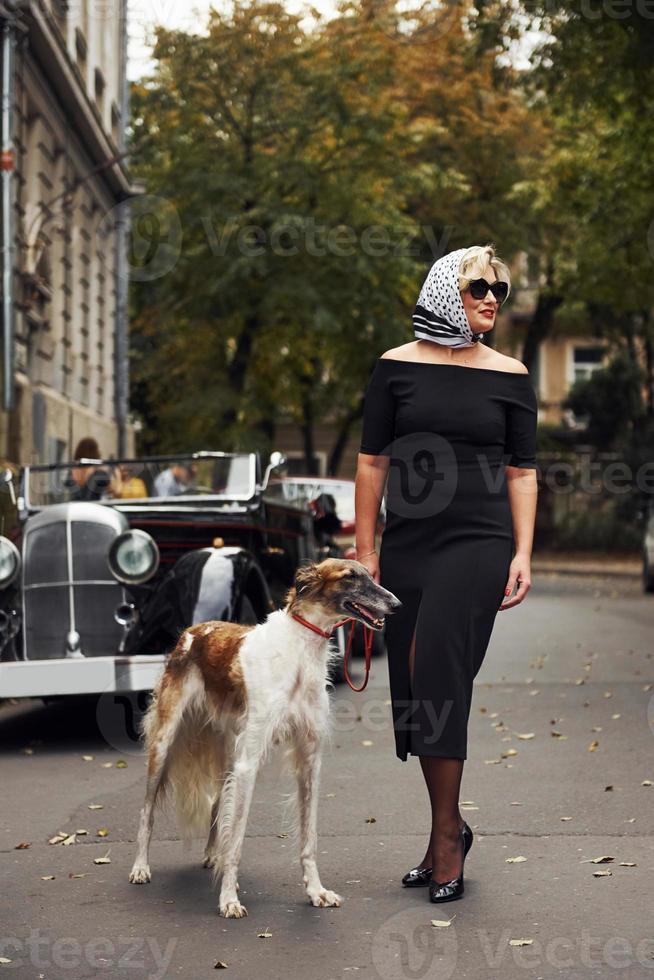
[488, 353, 529, 374]
[379, 342, 419, 361]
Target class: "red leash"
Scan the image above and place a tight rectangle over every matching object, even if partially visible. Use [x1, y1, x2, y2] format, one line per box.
[291, 613, 375, 692]
[342, 619, 374, 693]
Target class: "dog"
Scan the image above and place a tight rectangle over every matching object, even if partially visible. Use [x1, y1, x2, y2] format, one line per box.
[128, 557, 401, 918]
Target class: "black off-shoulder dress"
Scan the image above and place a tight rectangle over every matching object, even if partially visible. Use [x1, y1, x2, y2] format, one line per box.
[359, 357, 539, 761]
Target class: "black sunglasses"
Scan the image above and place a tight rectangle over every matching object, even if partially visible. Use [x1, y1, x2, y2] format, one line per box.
[466, 278, 509, 305]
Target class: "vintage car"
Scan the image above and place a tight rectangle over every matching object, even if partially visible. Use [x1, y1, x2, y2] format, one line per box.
[266, 475, 387, 657]
[265, 475, 386, 552]
[644, 499, 654, 593]
[0, 451, 348, 699]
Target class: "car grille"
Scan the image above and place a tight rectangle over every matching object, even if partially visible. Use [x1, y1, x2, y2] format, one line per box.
[23, 518, 124, 660]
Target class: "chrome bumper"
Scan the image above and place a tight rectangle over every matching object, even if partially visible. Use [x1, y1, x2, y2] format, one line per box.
[0, 655, 167, 698]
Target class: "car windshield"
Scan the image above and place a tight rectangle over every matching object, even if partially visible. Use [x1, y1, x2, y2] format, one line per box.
[266, 479, 357, 521]
[25, 454, 256, 507]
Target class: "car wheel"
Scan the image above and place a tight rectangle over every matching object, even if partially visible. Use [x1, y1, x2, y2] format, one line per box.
[238, 594, 259, 625]
[327, 623, 347, 684]
[644, 555, 654, 594]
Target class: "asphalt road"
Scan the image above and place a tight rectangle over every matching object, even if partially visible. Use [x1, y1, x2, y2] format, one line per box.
[1, 572, 653, 980]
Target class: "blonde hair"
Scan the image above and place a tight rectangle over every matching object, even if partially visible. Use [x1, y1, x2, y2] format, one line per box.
[458, 244, 511, 299]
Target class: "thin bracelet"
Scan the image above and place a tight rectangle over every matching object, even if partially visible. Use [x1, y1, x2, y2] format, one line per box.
[357, 548, 377, 560]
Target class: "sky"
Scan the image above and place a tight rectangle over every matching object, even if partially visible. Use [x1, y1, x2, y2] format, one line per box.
[127, 0, 336, 79]
[127, 0, 541, 80]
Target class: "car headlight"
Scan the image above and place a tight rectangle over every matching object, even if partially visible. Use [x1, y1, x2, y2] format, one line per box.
[0, 536, 20, 588]
[108, 530, 159, 585]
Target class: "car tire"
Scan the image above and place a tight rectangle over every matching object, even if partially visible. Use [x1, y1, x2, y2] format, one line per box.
[644, 555, 654, 594]
[327, 624, 347, 685]
[238, 594, 260, 625]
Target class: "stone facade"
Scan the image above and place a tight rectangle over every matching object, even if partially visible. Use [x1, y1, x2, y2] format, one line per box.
[0, 0, 133, 466]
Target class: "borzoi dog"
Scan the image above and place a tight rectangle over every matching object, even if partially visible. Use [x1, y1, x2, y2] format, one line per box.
[128, 557, 401, 918]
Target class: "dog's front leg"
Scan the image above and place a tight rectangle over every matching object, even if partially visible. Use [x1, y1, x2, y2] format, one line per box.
[216, 738, 263, 919]
[293, 736, 343, 909]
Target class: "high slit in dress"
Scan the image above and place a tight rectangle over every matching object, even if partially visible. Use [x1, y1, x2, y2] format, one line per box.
[359, 357, 538, 761]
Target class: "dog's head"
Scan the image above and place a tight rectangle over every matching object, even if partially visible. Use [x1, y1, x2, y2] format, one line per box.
[285, 557, 402, 631]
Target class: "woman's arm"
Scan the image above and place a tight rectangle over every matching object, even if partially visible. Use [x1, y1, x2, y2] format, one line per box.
[355, 454, 390, 583]
[500, 467, 538, 609]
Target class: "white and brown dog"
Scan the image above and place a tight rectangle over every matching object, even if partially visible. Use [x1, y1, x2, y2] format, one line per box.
[128, 557, 401, 918]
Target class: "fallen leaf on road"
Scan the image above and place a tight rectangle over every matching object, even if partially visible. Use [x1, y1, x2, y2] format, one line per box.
[516, 733, 535, 740]
[76, 829, 88, 836]
[257, 931, 272, 939]
[604, 786, 613, 792]
[361, 740, 373, 747]
[93, 849, 111, 865]
[581, 856, 614, 864]
[96, 829, 109, 838]
[82, 755, 94, 762]
[69, 873, 90, 879]
[48, 832, 68, 845]
[116, 760, 128, 768]
[484, 759, 502, 765]
[560, 817, 572, 821]
[41, 876, 55, 881]
[620, 862, 637, 867]
[365, 817, 376, 823]
[101, 763, 113, 769]
[591, 727, 602, 733]
[22, 747, 34, 755]
[214, 962, 228, 969]
[0, 957, 12, 964]
[506, 856, 527, 863]
[611, 714, 621, 720]
[14, 842, 31, 850]
[62, 834, 76, 846]
[88, 804, 103, 810]
[529, 690, 539, 696]
[642, 780, 652, 787]
[277, 834, 288, 839]
[643, 684, 652, 692]
[551, 731, 567, 739]
[509, 939, 533, 947]
[588, 741, 599, 752]
[593, 870, 612, 877]
[603, 691, 612, 699]
[501, 749, 518, 758]
[461, 804, 479, 810]
[431, 917, 455, 928]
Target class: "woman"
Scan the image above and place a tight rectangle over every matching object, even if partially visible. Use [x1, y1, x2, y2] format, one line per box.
[355, 244, 538, 903]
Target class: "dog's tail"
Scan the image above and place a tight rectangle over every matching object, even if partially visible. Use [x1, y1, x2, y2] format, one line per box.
[142, 674, 220, 842]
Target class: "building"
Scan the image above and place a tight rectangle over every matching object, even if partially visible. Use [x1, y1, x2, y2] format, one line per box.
[0, 0, 134, 467]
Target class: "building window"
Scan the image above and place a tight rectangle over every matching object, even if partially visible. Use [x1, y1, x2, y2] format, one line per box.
[569, 345, 606, 385]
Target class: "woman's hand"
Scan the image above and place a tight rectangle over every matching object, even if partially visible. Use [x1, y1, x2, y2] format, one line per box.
[357, 549, 380, 584]
[498, 553, 531, 610]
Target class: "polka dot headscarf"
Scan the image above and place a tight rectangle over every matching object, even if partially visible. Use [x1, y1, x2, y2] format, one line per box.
[412, 247, 485, 349]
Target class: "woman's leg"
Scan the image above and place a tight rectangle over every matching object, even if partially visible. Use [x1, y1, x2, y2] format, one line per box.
[409, 629, 465, 877]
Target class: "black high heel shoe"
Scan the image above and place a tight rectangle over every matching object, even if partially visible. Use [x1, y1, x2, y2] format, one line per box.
[402, 822, 473, 888]
[428, 823, 469, 903]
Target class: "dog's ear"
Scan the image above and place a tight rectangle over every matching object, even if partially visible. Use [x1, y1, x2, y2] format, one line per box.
[294, 562, 320, 595]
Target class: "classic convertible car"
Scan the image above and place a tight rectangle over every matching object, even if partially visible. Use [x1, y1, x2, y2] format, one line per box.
[0, 451, 347, 699]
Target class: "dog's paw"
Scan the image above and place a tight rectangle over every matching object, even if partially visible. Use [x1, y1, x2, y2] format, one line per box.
[219, 900, 248, 918]
[128, 865, 151, 884]
[309, 887, 343, 908]
[202, 853, 217, 869]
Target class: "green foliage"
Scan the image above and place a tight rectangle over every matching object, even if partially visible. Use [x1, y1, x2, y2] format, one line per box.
[563, 353, 646, 450]
[128, 0, 540, 460]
